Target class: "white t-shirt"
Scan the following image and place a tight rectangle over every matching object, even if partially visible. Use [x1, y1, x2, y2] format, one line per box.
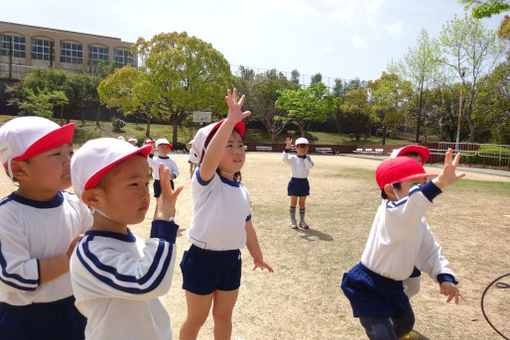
[152, 156, 179, 180]
[0, 191, 91, 305]
[186, 169, 251, 250]
[70, 220, 178, 340]
[281, 151, 314, 178]
[361, 181, 457, 282]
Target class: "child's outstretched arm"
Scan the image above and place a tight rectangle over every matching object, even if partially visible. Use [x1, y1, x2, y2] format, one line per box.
[432, 148, 465, 189]
[200, 88, 251, 182]
[245, 220, 274, 272]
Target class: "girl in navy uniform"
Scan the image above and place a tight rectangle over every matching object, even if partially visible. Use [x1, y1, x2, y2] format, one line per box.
[179, 89, 273, 340]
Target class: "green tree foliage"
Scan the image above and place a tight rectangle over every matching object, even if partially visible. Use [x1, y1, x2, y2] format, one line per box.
[275, 82, 338, 136]
[290, 69, 300, 84]
[368, 73, 412, 145]
[20, 89, 68, 118]
[338, 86, 371, 141]
[133, 32, 232, 145]
[311, 73, 322, 84]
[440, 15, 503, 142]
[460, 0, 510, 18]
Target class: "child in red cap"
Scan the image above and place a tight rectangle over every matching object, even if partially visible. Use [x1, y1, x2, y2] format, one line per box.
[0, 116, 92, 340]
[341, 149, 466, 340]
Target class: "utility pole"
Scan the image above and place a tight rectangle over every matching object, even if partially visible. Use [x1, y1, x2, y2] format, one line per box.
[455, 68, 466, 152]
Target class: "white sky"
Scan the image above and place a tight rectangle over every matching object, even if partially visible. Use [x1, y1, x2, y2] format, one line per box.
[1, 0, 506, 82]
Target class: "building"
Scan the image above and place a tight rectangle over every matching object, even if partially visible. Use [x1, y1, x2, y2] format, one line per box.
[0, 21, 136, 78]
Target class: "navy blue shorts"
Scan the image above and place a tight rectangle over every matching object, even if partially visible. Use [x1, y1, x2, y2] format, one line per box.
[410, 266, 421, 278]
[153, 179, 175, 197]
[0, 296, 86, 340]
[341, 262, 411, 319]
[287, 177, 310, 196]
[180, 245, 242, 295]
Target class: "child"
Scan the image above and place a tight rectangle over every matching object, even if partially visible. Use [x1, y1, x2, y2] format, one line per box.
[153, 138, 179, 193]
[0, 116, 92, 340]
[389, 145, 430, 165]
[69, 137, 182, 340]
[179, 89, 273, 340]
[127, 137, 138, 146]
[341, 149, 466, 340]
[282, 137, 314, 229]
[144, 139, 156, 173]
[188, 139, 198, 179]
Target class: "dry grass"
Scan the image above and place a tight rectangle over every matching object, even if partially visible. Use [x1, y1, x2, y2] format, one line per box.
[1, 153, 509, 339]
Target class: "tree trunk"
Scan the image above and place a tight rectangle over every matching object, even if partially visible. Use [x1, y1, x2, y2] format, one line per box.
[381, 126, 387, 145]
[60, 106, 65, 125]
[145, 116, 151, 138]
[95, 104, 101, 129]
[415, 85, 424, 142]
[299, 122, 305, 137]
[466, 92, 476, 142]
[172, 120, 178, 145]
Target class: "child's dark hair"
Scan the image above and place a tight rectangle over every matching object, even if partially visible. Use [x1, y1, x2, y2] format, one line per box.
[202, 128, 242, 182]
[381, 182, 401, 199]
[403, 152, 420, 158]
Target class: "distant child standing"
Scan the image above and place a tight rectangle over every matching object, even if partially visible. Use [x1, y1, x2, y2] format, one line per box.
[282, 137, 314, 229]
[70, 138, 183, 340]
[188, 139, 199, 179]
[179, 89, 273, 340]
[0, 116, 92, 340]
[341, 149, 466, 340]
[153, 138, 179, 193]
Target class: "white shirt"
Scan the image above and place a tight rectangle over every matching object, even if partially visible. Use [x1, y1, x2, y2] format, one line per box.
[281, 151, 314, 178]
[186, 169, 251, 250]
[70, 221, 178, 340]
[361, 182, 457, 282]
[0, 191, 91, 305]
[152, 156, 179, 180]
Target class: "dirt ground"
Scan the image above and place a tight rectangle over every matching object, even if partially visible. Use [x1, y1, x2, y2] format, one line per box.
[1, 152, 509, 339]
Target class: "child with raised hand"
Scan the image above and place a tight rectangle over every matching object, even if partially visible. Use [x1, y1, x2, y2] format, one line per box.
[70, 138, 183, 340]
[341, 149, 466, 340]
[282, 137, 314, 229]
[0, 116, 92, 340]
[179, 89, 273, 340]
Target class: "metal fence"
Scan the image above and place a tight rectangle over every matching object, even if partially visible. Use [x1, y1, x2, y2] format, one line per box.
[433, 142, 510, 169]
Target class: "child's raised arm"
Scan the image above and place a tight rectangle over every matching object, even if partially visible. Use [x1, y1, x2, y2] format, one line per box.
[432, 148, 465, 190]
[199, 89, 251, 182]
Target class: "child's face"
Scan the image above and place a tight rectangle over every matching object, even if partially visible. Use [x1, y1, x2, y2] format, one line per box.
[391, 177, 428, 200]
[95, 155, 151, 225]
[157, 144, 171, 156]
[296, 144, 308, 156]
[18, 143, 74, 193]
[218, 131, 245, 176]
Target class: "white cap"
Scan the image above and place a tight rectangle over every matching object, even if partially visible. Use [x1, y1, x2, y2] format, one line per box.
[389, 145, 430, 164]
[128, 138, 138, 143]
[155, 138, 172, 148]
[0, 116, 74, 164]
[295, 137, 309, 146]
[190, 119, 245, 164]
[117, 136, 125, 141]
[71, 138, 152, 198]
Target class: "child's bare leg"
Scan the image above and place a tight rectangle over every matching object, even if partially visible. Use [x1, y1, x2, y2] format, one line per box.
[212, 289, 239, 340]
[180, 291, 214, 340]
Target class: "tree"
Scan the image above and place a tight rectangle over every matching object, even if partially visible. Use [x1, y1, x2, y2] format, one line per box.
[134, 32, 232, 145]
[338, 86, 371, 140]
[368, 73, 412, 145]
[460, 0, 510, 18]
[275, 82, 337, 136]
[440, 15, 504, 142]
[311, 73, 322, 84]
[390, 29, 443, 142]
[20, 89, 68, 118]
[290, 69, 300, 85]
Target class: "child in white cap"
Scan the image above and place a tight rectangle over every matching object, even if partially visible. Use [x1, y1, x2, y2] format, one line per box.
[127, 137, 138, 146]
[282, 137, 314, 229]
[341, 149, 465, 340]
[179, 89, 273, 340]
[0, 116, 92, 339]
[152, 138, 179, 193]
[188, 139, 198, 178]
[70, 138, 182, 340]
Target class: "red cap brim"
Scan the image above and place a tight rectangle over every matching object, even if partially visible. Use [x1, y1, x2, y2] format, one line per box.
[84, 145, 152, 190]
[396, 145, 430, 164]
[13, 123, 75, 161]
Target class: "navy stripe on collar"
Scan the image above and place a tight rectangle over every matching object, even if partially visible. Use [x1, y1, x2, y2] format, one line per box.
[158, 156, 170, 159]
[220, 176, 240, 187]
[297, 155, 307, 159]
[7, 191, 64, 209]
[85, 228, 136, 242]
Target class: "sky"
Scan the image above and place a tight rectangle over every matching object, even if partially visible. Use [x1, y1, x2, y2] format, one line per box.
[1, 0, 507, 84]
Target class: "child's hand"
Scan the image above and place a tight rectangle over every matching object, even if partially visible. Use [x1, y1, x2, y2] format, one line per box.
[156, 163, 183, 221]
[225, 88, 251, 124]
[285, 138, 292, 149]
[440, 281, 466, 304]
[432, 148, 465, 189]
[67, 234, 84, 258]
[253, 258, 274, 273]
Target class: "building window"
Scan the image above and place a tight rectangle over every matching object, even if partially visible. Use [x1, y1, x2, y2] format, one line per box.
[1, 34, 26, 58]
[31, 38, 54, 61]
[60, 41, 82, 64]
[114, 48, 133, 68]
[88, 45, 109, 65]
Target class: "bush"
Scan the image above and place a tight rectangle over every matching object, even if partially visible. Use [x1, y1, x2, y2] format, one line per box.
[464, 145, 510, 167]
[172, 141, 187, 151]
[112, 117, 126, 132]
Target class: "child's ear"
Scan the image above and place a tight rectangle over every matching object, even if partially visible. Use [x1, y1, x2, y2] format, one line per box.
[383, 184, 396, 201]
[8, 161, 29, 182]
[81, 188, 103, 209]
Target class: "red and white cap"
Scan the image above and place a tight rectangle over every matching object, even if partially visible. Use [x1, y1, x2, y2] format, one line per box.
[155, 138, 172, 148]
[295, 137, 309, 146]
[389, 145, 430, 164]
[128, 137, 138, 143]
[375, 157, 436, 189]
[190, 119, 245, 164]
[0, 116, 75, 176]
[71, 138, 152, 197]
